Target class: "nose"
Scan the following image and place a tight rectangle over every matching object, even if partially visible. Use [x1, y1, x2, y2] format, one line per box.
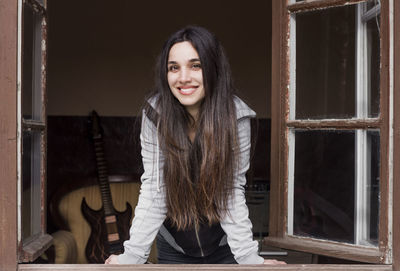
[178, 68, 191, 83]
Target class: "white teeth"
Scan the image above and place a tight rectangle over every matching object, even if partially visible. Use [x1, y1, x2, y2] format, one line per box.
[180, 88, 195, 93]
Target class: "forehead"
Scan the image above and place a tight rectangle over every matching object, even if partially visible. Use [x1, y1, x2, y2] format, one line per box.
[168, 41, 199, 61]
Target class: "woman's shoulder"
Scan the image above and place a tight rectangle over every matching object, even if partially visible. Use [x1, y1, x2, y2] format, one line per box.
[233, 96, 256, 120]
[141, 95, 160, 127]
[146, 95, 159, 112]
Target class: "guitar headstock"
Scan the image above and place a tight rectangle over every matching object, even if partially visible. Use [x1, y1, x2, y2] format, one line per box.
[89, 110, 103, 140]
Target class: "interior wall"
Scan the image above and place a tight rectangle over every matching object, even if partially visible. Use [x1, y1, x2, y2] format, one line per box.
[47, 0, 271, 118]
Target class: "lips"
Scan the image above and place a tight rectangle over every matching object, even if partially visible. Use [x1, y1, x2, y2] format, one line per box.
[178, 86, 198, 95]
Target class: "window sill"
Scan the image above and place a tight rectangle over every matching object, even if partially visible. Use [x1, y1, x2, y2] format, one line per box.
[20, 233, 53, 263]
[264, 236, 385, 264]
[18, 264, 392, 271]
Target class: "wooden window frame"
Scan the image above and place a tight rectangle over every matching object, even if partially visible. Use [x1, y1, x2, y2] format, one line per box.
[18, 0, 52, 263]
[0, 0, 19, 269]
[0, 0, 399, 270]
[267, 0, 397, 266]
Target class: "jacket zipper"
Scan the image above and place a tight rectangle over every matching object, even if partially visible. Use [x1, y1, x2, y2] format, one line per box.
[194, 223, 205, 257]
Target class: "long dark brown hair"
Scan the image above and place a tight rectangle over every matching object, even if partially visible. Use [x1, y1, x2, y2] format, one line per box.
[144, 26, 239, 230]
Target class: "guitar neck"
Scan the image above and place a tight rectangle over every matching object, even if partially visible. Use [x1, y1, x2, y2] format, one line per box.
[93, 136, 114, 216]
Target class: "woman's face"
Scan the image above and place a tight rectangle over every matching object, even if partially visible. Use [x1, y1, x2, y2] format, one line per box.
[167, 41, 205, 119]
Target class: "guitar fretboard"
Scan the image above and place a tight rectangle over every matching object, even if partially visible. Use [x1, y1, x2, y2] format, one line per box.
[93, 137, 114, 216]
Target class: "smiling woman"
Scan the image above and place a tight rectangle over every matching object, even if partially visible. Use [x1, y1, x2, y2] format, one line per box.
[104, 26, 284, 266]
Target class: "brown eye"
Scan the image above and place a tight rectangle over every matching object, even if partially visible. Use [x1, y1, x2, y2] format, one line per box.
[192, 63, 201, 70]
[168, 65, 179, 72]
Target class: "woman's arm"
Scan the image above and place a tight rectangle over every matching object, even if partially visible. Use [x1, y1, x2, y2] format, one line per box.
[219, 117, 264, 264]
[107, 113, 167, 264]
[220, 117, 285, 265]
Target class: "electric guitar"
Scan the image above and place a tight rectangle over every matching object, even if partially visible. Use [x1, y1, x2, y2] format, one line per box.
[81, 111, 132, 263]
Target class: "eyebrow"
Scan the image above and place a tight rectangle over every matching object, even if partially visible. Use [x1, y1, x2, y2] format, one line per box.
[167, 58, 201, 64]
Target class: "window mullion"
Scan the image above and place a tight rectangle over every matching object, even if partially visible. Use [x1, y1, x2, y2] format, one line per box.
[287, 129, 295, 236]
[356, 3, 369, 118]
[354, 2, 371, 246]
[355, 130, 370, 245]
[287, 6, 296, 236]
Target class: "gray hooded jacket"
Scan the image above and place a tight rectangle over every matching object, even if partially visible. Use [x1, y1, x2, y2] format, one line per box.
[118, 96, 264, 264]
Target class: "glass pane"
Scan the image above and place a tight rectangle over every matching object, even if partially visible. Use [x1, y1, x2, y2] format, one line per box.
[293, 130, 355, 243]
[22, 130, 42, 240]
[295, 5, 356, 119]
[366, 130, 380, 245]
[22, 3, 43, 121]
[292, 129, 380, 245]
[366, 16, 380, 117]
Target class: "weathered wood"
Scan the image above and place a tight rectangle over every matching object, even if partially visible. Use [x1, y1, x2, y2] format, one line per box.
[392, 0, 400, 270]
[18, 264, 392, 271]
[0, 0, 18, 271]
[40, 11, 48, 254]
[269, 0, 289, 239]
[378, 0, 392, 265]
[286, 119, 381, 129]
[25, 0, 46, 15]
[22, 119, 46, 130]
[21, 233, 53, 263]
[264, 236, 382, 264]
[288, 0, 365, 13]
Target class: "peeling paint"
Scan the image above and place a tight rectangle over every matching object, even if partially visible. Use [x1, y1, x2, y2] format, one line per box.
[25, 0, 46, 15]
[288, 0, 366, 13]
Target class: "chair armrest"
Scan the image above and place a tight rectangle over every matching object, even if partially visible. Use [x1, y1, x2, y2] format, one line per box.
[52, 230, 78, 263]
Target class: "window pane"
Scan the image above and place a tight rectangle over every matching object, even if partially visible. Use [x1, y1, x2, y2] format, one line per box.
[22, 130, 42, 240]
[295, 5, 356, 119]
[293, 130, 355, 243]
[291, 129, 380, 246]
[22, 3, 43, 121]
[366, 130, 380, 245]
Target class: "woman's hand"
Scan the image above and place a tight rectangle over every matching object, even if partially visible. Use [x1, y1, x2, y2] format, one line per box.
[263, 259, 287, 265]
[105, 254, 119, 264]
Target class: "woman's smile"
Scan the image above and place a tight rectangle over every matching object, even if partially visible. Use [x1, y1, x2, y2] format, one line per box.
[178, 85, 199, 95]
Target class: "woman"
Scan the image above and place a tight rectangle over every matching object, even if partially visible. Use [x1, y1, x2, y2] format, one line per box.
[105, 26, 284, 265]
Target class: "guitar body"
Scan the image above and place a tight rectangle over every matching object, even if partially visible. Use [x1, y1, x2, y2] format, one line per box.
[81, 197, 132, 263]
